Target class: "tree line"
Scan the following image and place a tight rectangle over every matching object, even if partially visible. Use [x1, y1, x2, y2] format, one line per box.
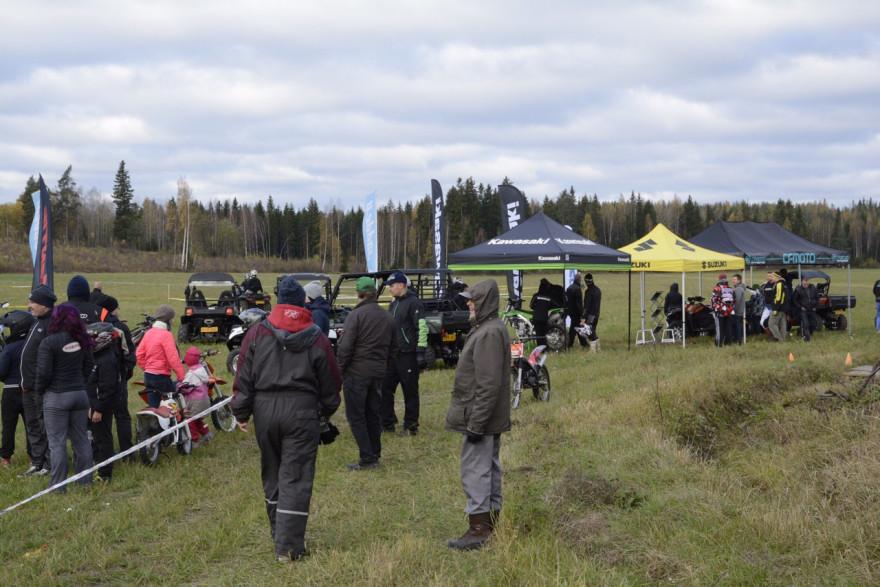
[1, 163, 877, 272]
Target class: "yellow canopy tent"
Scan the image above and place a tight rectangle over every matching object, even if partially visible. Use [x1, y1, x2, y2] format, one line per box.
[619, 223, 745, 347]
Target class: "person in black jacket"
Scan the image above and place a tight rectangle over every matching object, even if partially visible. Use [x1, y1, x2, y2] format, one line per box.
[380, 270, 428, 437]
[581, 274, 602, 352]
[97, 296, 136, 454]
[336, 276, 398, 470]
[18, 285, 57, 477]
[529, 279, 553, 347]
[233, 277, 341, 562]
[0, 310, 36, 467]
[36, 304, 95, 492]
[566, 274, 586, 349]
[66, 275, 103, 324]
[792, 275, 820, 342]
[85, 322, 121, 482]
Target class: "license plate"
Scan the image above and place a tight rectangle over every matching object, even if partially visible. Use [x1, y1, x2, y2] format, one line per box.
[255, 300, 264, 305]
[442, 333, 456, 342]
[200, 326, 219, 333]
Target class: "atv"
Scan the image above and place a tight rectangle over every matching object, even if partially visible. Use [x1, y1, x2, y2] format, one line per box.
[178, 272, 242, 343]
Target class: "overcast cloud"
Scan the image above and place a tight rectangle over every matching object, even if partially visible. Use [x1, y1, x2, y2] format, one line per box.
[1, 0, 879, 211]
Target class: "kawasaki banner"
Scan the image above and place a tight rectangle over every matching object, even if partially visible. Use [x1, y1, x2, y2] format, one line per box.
[363, 192, 378, 272]
[498, 184, 529, 303]
[431, 179, 446, 298]
[30, 175, 54, 290]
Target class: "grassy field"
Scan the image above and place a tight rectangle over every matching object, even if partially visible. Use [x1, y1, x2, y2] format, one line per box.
[1, 268, 879, 584]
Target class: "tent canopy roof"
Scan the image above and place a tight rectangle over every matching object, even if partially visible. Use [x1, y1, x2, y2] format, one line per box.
[448, 212, 630, 271]
[619, 224, 744, 272]
[689, 221, 849, 266]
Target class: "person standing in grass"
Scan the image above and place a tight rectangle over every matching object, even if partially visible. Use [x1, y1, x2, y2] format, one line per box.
[233, 277, 341, 562]
[767, 272, 788, 342]
[336, 276, 397, 470]
[0, 310, 36, 467]
[446, 279, 510, 551]
[792, 275, 819, 342]
[873, 277, 880, 330]
[581, 273, 602, 352]
[565, 273, 586, 349]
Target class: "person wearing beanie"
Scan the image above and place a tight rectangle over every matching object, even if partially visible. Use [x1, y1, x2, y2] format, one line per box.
[17, 285, 58, 477]
[710, 273, 735, 346]
[566, 274, 586, 349]
[336, 275, 398, 470]
[304, 281, 330, 336]
[233, 275, 341, 562]
[379, 270, 428, 437]
[66, 275, 102, 325]
[581, 274, 602, 352]
[767, 270, 790, 342]
[179, 347, 212, 446]
[97, 295, 137, 454]
[136, 304, 185, 407]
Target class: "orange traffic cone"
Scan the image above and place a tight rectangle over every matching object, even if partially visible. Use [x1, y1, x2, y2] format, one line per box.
[789, 352, 794, 362]
[845, 353, 853, 366]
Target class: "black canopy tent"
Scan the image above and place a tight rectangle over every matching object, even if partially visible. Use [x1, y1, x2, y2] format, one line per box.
[448, 212, 634, 347]
[690, 221, 852, 333]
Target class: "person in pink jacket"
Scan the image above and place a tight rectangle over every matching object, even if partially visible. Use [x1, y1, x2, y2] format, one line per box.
[179, 346, 213, 446]
[136, 304, 185, 407]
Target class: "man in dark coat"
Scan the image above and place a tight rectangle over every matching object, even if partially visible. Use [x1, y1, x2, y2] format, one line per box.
[233, 277, 341, 562]
[66, 275, 103, 324]
[529, 278, 553, 347]
[792, 275, 820, 341]
[581, 274, 602, 352]
[565, 274, 586, 349]
[446, 279, 511, 551]
[336, 276, 397, 470]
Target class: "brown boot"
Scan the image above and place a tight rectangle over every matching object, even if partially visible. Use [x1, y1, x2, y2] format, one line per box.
[448, 512, 494, 551]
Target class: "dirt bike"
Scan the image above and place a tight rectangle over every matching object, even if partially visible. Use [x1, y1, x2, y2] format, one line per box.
[128, 313, 154, 347]
[501, 298, 566, 352]
[198, 348, 236, 432]
[665, 296, 715, 338]
[133, 384, 192, 466]
[225, 307, 267, 374]
[509, 339, 551, 410]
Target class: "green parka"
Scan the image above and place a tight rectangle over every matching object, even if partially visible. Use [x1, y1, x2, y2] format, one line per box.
[445, 279, 511, 436]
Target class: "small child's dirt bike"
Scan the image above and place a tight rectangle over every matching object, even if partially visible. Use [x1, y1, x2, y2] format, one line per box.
[199, 348, 235, 433]
[509, 340, 551, 410]
[133, 385, 192, 466]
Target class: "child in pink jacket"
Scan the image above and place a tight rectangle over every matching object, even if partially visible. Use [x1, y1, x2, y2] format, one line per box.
[179, 347, 213, 446]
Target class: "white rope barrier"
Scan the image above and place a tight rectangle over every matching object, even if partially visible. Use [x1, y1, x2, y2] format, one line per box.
[0, 395, 234, 516]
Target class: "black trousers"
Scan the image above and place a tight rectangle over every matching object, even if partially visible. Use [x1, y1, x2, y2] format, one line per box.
[254, 393, 320, 559]
[112, 382, 133, 452]
[380, 353, 420, 431]
[89, 412, 115, 480]
[532, 320, 548, 347]
[1, 385, 32, 461]
[343, 374, 382, 465]
[22, 390, 49, 468]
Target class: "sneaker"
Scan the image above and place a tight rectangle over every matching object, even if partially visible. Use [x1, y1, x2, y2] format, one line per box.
[35, 467, 50, 476]
[381, 426, 396, 434]
[18, 465, 42, 478]
[397, 428, 418, 437]
[277, 549, 309, 562]
[347, 462, 379, 470]
[203, 431, 214, 442]
[1, 458, 10, 467]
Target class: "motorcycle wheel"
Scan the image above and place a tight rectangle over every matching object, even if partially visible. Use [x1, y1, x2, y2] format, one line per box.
[177, 424, 192, 455]
[136, 426, 160, 466]
[227, 348, 240, 375]
[545, 325, 567, 352]
[177, 323, 191, 344]
[510, 366, 522, 410]
[536, 365, 551, 402]
[211, 391, 237, 433]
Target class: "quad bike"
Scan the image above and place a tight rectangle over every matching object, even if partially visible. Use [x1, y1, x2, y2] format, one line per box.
[133, 385, 192, 466]
[509, 341, 551, 410]
[236, 284, 272, 311]
[198, 348, 236, 433]
[665, 296, 716, 338]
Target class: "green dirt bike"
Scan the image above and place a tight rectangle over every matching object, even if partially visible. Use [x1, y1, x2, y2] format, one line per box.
[501, 297, 567, 353]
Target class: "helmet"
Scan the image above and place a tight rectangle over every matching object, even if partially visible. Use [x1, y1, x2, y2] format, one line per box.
[87, 321, 118, 353]
[239, 308, 266, 328]
[576, 324, 592, 338]
[250, 269, 258, 277]
[0, 310, 36, 343]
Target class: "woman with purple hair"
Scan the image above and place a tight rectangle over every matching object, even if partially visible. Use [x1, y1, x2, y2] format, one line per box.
[35, 303, 96, 492]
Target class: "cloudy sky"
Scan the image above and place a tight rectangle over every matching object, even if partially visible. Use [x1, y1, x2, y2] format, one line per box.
[1, 0, 879, 211]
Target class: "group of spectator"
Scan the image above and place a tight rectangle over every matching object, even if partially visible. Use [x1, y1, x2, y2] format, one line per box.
[528, 273, 602, 352]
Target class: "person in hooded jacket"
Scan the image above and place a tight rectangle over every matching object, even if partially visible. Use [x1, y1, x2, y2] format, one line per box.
[0, 310, 36, 467]
[97, 295, 136, 453]
[66, 275, 103, 324]
[304, 281, 331, 336]
[529, 278, 553, 347]
[446, 279, 511, 551]
[136, 304, 185, 408]
[565, 274, 586, 349]
[85, 322, 121, 482]
[233, 277, 342, 562]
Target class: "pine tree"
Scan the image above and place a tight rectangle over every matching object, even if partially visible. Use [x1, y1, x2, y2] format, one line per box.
[112, 161, 139, 243]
